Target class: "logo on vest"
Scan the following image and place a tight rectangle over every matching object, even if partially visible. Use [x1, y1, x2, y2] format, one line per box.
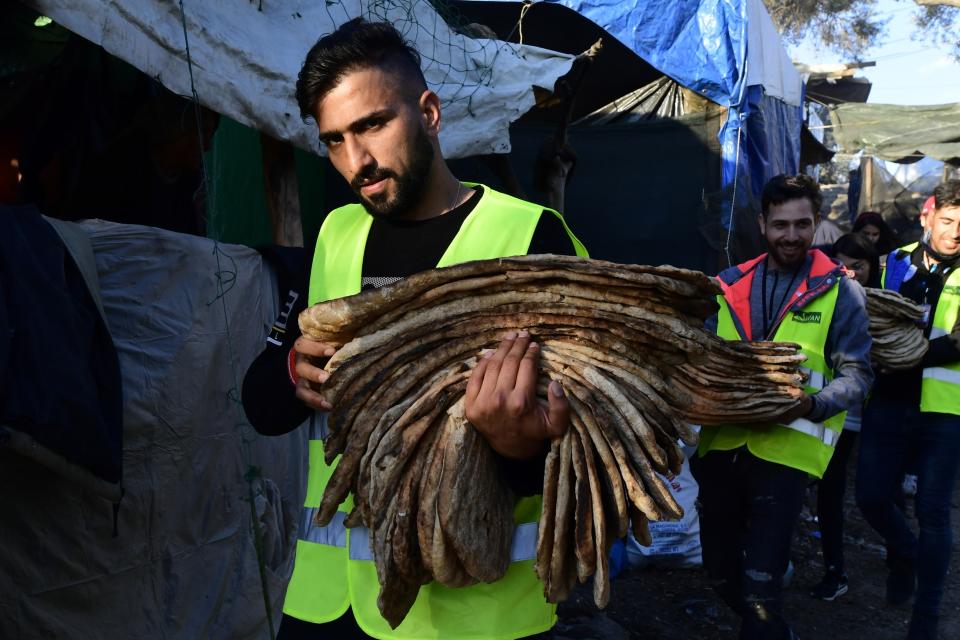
[791, 310, 822, 324]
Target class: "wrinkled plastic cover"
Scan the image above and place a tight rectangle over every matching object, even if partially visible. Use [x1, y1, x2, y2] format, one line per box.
[829, 102, 960, 163]
[482, 0, 800, 107]
[26, 0, 574, 158]
[0, 221, 307, 639]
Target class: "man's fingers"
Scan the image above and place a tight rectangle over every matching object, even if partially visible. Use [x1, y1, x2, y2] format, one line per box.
[465, 350, 492, 406]
[514, 340, 540, 395]
[294, 336, 337, 358]
[479, 332, 517, 397]
[544, 380, 570, 438]
[295, 353, 330, 385]
[295, 380, 332, 411]
[497, 330, 531, 391]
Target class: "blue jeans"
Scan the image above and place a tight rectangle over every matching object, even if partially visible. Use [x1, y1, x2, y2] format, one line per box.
[694, 448, 808, 640]
[855, 398, 960, 617]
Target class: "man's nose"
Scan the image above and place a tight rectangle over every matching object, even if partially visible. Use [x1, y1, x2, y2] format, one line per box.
[345, 137, 375, 177]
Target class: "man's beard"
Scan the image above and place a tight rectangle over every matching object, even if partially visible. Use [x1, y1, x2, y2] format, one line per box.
[769, 241, 808, 270]
[351, 128, 435, 220]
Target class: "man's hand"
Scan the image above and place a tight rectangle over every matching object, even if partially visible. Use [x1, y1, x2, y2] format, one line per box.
[464, 331, 570, 460]
[293, 336, 337, 412]
[775, 392, 814, 425]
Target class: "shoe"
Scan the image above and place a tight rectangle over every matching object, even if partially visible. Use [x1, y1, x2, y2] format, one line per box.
[810, 570, 849, 601]
[902, 474, 918, 497]
[886, 553, 917, 606]
[906, 613, 938, 639]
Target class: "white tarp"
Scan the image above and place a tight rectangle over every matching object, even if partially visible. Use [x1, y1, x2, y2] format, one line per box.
[745, 0, 803, 107]
[27, 0, 574, 158]
[0, 222, 307, 639]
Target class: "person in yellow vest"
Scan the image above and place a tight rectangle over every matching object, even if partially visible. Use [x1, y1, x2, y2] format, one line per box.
[695, 174, 873, 639]
[855, 179, 960, 640]
[242, 18, 588, 640]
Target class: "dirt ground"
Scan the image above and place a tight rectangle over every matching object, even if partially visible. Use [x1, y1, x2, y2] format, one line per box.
[551, 454, 960, 640]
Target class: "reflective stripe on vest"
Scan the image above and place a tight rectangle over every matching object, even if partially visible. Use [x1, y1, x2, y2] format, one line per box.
[783, 417, 842, 447]
[699, 250, 845, 479]
[287, 184, 588, 638]
[882, 245, 960, 416]
[344, 521, 540, 563]
[799, 366, 826, 391]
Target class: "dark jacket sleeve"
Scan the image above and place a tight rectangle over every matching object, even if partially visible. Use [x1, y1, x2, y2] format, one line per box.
[807, 278, 874, 422]
[241, 258, 312, 436]
[921, 330, 960, 368]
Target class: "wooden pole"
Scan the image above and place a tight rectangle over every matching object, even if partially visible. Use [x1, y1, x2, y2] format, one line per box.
[860, 154, 874, 214]
[260, 134, 303, 247]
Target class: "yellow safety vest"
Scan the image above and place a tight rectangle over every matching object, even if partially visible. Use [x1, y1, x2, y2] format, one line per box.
[882, 243, 960, 415]
[286, 184, 587, 639]
[698, 252, 846, 479]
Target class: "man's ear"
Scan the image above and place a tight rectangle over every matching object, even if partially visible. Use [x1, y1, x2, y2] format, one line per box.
[757, 214, 766, 235]
[814, 214, 822, 228]
[419, 89, 442, 136]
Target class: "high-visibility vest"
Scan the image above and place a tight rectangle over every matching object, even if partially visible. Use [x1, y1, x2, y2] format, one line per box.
[698, 250, 846, 479]
[882, 244, 960, 415]
[286, 184, 588, 639]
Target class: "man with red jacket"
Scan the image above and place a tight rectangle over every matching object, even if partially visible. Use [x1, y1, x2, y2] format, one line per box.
[696, 174, 874, 639]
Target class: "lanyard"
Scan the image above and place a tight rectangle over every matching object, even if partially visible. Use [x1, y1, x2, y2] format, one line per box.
[760, 259, 801, 339]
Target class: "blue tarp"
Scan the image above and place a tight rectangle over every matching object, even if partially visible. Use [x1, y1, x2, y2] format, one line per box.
[522, 0, 803, 232]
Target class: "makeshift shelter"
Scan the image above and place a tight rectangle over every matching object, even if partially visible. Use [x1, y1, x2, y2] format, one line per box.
[448, 0, 804, 269]
[828, 102, 960, 242]
[829, 102, 960, 165]
[24, 0, 577, 160]
[0, 215, 307, 639]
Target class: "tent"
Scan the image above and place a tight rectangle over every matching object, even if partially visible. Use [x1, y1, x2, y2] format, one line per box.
[445, 0, 804, 269]
[0, 218, 307, 639]
[24, 0, 577, 159]
[829, 102, 960, 165]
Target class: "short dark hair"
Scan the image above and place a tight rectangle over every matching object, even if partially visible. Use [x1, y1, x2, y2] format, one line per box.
[295, 18, 427, 123]
[760, 174, 822, 219]
[933, 179, 960, 209]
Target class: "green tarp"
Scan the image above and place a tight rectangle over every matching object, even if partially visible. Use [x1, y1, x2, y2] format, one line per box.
[828, 102, 960, 164]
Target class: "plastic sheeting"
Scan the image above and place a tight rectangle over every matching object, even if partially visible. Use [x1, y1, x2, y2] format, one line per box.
[26, 0, 575, 159]
[475, 0, 802, 243]
[829, 102, 960, 164]
[0, 222, 307, 639]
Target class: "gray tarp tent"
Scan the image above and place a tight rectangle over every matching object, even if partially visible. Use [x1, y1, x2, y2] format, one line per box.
[0, 222, 306, 639]
[829, 102, 960, 164]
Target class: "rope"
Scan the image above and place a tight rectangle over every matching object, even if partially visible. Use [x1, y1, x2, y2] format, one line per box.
[177, 2, 275, 638]
[724, 115, 744, 268]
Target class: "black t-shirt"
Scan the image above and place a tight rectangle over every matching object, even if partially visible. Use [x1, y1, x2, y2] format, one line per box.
[241, 187, 579, 493]
[361, 186, 574, 288]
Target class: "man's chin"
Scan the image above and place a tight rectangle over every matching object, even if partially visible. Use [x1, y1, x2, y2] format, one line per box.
[771, 249, 806, 269]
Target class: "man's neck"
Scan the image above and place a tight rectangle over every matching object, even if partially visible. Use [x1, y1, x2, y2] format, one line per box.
[402, 165, 474, 222]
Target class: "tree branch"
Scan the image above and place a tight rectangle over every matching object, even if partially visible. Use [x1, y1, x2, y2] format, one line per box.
[915, 0, 960, 7]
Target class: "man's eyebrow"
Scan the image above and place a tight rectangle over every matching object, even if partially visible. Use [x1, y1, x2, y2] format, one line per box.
[318, 109, 395, 143]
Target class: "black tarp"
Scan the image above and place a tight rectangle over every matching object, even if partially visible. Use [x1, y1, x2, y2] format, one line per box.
[0, 205, 122, 483]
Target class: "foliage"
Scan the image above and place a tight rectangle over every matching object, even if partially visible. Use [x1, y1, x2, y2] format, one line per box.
[763, 0, 960, 61]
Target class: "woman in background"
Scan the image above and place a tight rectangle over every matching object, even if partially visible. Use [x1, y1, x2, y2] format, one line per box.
[853, 211, 897, 256]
